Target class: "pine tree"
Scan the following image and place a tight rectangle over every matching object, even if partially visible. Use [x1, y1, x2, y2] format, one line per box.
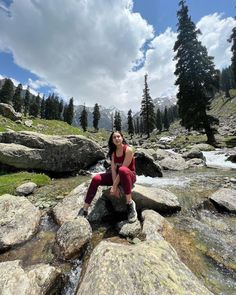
[114, 111, 122, 131]
[29, 95, 37, 117]
[67, 97, 74, 125]
[127, 109, 134, 138]
[163, 107, 170, 130]
[24, 86, 31, 116]
[59, 100, 64, 120]
[0, 78, 14, 104]
[140, 74, 155, 138]
[135, 117, 140, 134]
[29, 93, 41, 117]
[12, 83, 22, 112]
[174, 0, 219, 145]
[40, 96, 46, 118]
[220, 68, 231, 97]
[93, 103, 100, 131]
[156, 108, 162, 132]
[80, 105, 88, 131]
[228, 21, 236, 83]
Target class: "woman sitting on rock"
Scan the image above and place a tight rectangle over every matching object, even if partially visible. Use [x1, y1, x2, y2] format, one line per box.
[78, 131, 137, 223]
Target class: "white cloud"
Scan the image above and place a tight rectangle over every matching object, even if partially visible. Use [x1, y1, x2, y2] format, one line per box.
[0, 1, 235, 112]
[0, 0, 153, 110]
[197, 13, 236, 69]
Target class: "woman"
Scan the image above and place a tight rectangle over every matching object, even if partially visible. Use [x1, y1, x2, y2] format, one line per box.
[78, 131, 137, 223]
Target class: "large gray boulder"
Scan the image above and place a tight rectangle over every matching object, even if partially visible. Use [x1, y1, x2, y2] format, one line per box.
[77, 240, 213, 295]
[209, 188, 236, 213]
[134, 148, 163, 177]
[0, 194, 41, 250]
[0, 260, 60, 295]
[0, 131, 105, 173]
[159, 151, 188, 171]
[52, 182, 105, 225]
[133, 184, 181, 213]
[101, 184, 181, 215]
[56, 217, 92, 259]
[142, 209, 173, 241]
[0, 103, 22, 121]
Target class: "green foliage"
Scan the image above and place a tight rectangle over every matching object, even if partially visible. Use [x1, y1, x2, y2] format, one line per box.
[80, 105, 88, 132]
[140, 74, 155, 137]
[134, 117, 140, 134]
[63, 97, 74, 125]
[29, 94, 41, 117]
[0, 78, 14, 104]
[12, 83, 23, 112]
[174, 0, 219, 144]
[0, 172, 50, 195]
[228, 24, 236, 83]
[24, 86, 31, 116]
[93, 103, 100, 131]
[156, 108, 162, 132]
[220, 67, 236, 97]
[163, 107, 170, 130]
[114, 111, 122, 131]
[127, 109, 134, 137]
[40, 97, 46, 118]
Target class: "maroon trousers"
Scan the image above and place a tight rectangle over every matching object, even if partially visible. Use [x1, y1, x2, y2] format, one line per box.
[85, 166, 136, 205]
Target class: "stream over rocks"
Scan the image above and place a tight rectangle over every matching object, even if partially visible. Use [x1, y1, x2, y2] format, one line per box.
[0, 149, 236, 294]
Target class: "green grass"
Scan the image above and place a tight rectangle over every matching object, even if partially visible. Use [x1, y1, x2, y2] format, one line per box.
[209, 91, 236, 118]
[0, 115, 110, 143]
[0, 172, 51, 195]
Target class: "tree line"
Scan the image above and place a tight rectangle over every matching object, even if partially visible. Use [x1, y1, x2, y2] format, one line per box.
[0, 79, 74, 125]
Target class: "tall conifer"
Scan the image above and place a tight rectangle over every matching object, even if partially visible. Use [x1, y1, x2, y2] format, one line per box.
[93, 103, 100, 131]
[228, 20, 236, 83]
[24, 86, 31, 116]
[0, 78, 14, 104]
[80, 105, 88, 131]
[12, 83, 22, 112]
[114, 111, 122, 131]
[163, 107, 170, 130]
[174, 0, 219, 145]
[140, 74, 155, 138]
[156, 108, 162, 132]
[127, 109, 134, 138]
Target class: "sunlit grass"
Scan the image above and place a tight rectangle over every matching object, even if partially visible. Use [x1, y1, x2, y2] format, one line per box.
[0, 171, 51, 195]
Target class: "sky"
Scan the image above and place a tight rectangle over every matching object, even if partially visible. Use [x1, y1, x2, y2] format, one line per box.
[0, 0, 235, 112]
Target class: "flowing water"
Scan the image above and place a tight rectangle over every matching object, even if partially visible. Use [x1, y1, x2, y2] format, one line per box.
[1, 151, 236, 294]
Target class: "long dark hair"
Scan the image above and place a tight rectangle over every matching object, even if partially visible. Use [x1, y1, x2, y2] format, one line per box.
[107, 131, 127, 159]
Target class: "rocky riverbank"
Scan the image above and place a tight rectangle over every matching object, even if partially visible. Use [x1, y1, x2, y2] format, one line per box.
[0, 130, 236, 294]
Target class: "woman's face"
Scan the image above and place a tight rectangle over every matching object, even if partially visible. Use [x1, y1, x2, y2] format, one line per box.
[112, 132, 123, 146]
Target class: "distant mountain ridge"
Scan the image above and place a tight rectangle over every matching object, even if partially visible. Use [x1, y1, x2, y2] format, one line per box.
[73, 95, 177, 130]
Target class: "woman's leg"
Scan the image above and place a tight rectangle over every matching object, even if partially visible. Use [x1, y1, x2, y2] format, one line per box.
[84, 172, 113, 206]
[118, 166, 137, 222]
[78, 172, 113, 217]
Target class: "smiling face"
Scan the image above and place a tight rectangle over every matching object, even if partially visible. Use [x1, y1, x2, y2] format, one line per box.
[112, 131, 123, 146]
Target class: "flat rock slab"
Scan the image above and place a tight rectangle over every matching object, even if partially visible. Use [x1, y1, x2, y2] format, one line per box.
[77, 240, 213, 295]
[0, 194, 41, 250]
[0, 260, 60, 294]
[209, 188, 236, 213]
[133, 184, 181, 213]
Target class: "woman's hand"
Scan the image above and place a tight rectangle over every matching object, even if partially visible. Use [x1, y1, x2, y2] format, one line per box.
[110, 186, 120, 198]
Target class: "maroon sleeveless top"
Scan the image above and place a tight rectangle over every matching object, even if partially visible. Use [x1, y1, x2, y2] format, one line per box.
[113, 144, 136, 172]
